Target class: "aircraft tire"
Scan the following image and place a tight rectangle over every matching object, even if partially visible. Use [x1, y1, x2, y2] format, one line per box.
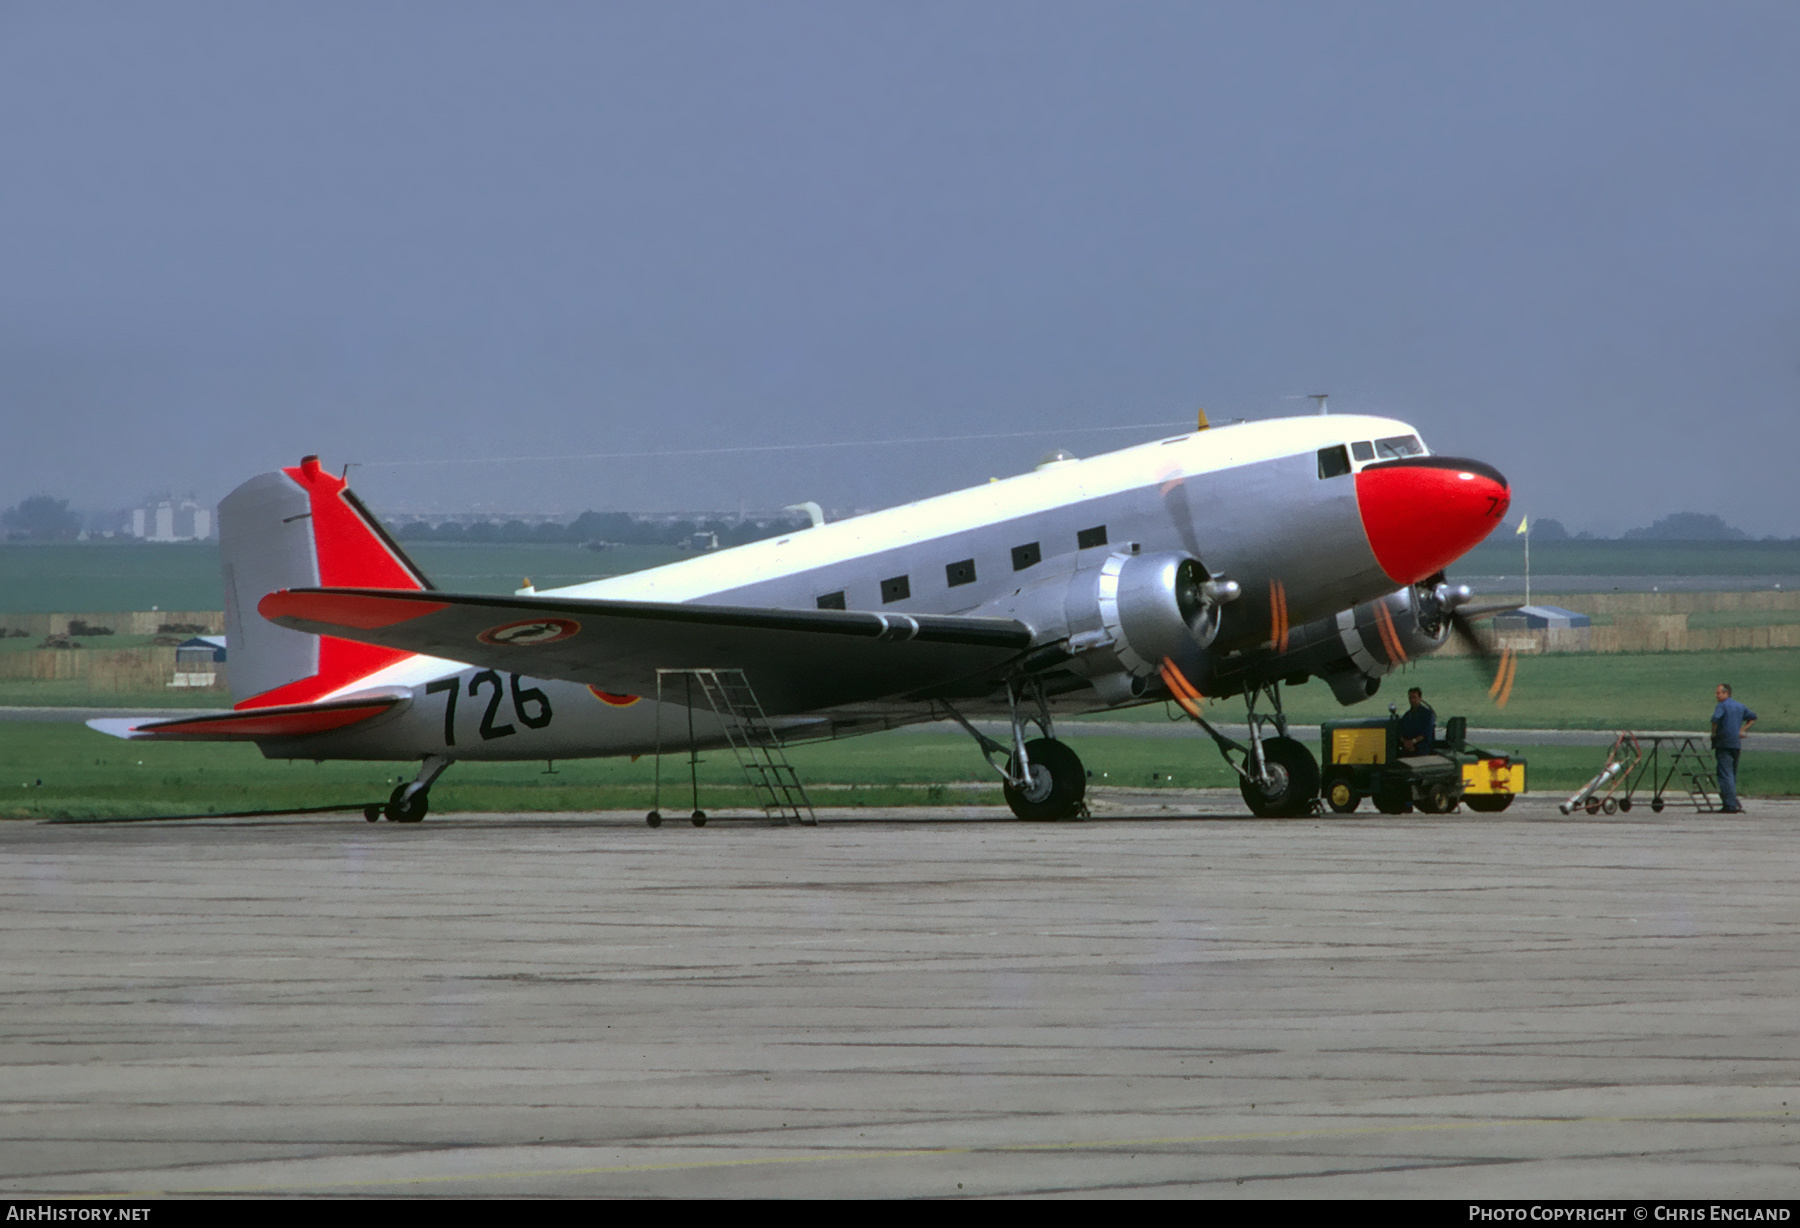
[646, 810, 663, 828]
[691, 810, 707, 827]
[363, 805, 382, 822]
[386, 785, 428, 823]
[1239, 737, 1319, 818]
[1463, 794, 1513, 813]
[1003, 738, 1086, 821]
[1325, 776, 1361, 814]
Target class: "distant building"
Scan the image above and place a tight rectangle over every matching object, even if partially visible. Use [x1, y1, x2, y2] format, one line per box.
[129, 497, 213, 542]
[170, 635, 226, 688]
[1492, 605, 1592, 631]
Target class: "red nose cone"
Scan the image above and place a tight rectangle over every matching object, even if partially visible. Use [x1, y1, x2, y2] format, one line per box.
[1356, 457, 1511, 584]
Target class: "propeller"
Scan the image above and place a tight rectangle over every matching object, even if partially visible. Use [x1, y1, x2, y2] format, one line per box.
[1423, 578, 1520, 708]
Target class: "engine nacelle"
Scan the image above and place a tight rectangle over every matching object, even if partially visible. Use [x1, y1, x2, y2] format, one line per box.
[1205, 582, 1455, 706]
[994, 549, 1214, 703]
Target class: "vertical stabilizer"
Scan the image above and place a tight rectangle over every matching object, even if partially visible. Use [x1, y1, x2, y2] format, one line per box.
[219, 457, 431, 709]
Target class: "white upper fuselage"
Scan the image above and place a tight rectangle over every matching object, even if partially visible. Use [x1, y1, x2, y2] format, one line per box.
[556, 414, 1418, 605]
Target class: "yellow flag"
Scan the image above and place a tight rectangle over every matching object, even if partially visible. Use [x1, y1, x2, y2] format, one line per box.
[1516, 515, 1529, 536]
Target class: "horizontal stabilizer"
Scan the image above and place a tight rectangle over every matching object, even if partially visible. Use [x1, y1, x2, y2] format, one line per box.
[86, 691, 410, 742]
[261, 588, 1035, 714]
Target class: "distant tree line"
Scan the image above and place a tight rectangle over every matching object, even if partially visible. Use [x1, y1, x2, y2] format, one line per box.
[1527, 513, 1762, 543]
[2, 496, 82, 541]
[393, 511, 809, 548]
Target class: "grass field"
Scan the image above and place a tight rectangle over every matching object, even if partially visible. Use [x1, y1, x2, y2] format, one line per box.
[1457, 538, 1800, 576]
[1072, 649, 1800, 733]
[6, 720, 1796, 821]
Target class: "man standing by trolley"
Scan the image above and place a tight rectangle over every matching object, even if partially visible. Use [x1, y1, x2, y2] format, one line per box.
[1711, 683, 1757, 814]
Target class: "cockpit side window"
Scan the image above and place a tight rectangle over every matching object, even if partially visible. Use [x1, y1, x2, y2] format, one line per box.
[1317, 444, 1351, 479]
[1351, 440, 1375, 462]
[1374, 434, 1425, 459]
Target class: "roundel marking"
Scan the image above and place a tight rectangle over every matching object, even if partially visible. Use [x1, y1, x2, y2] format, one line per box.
[587, 685, 641, 707]
[477, 617, 580, 646]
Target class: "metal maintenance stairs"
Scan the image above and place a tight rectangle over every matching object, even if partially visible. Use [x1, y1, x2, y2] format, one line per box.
[653, 668, 816, 825]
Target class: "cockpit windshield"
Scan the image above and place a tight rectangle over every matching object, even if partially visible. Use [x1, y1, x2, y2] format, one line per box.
[1373, 434, 1425, 459]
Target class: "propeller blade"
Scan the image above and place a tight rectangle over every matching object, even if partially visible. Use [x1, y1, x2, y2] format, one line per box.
[1457, 601, 1525, 621]
[1159, 657, 1207, 721]
[1448, 605, 1517, 709]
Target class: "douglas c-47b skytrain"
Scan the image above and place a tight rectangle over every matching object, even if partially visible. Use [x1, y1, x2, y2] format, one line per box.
[91, 412, 1511, 821]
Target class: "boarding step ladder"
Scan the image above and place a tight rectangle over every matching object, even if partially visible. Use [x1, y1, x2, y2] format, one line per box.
[653, 668, 817, 825]
[1682, 763, 1719, 812]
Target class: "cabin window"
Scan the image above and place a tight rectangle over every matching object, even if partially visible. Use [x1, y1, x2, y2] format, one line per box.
[1011, 542, 1041, 571]
[1317, 445, 1351, 479]
[880, 575, 911, 603]
[1076, 525, 1107, 550]
[945, 559, 977, 587]
[816, 590, 846, 610]
[1375, 434, 1425, 459]
[1351, 440, 1374, 462]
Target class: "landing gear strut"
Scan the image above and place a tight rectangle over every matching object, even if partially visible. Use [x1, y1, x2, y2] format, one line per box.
[943, 680, 1087, 821]
[368, 754, 453, 823]
[1165, 671, 1319, 818]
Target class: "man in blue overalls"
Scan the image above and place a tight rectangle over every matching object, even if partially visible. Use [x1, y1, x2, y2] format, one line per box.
[1398, 686, 1436, 755]
[1711, 683, 1757, 814]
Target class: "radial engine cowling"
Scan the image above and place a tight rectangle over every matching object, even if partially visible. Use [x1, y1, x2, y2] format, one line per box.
[1206, 582, 1458, 706]
[1008, 550, 1214, 703]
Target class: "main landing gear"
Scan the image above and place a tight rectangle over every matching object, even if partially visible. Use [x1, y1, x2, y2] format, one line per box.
[1170, 675, 1319, 818]
[365, 754, 453, 823]
[943, 680, 1088, 821]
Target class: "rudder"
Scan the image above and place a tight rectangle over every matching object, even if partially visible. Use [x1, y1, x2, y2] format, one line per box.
[219, 456, 431, 709]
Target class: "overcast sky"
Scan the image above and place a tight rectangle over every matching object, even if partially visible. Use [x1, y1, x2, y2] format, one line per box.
[3, 2, 1796, 534]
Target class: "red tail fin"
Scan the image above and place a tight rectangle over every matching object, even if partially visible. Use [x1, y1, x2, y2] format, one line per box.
[229, 456, 432, 709]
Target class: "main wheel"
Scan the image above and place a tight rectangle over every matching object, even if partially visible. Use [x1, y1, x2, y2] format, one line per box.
[1463, 794, 1513, 813]
[1239, 736, 1320, 818]
[1003, 738, 1087, 821]
[691, 810, 707, 827]
[1325, 777, 1361, 814]
[646, 810, 663, 828]
[385, 784, 428, 823]
[364, 805, 382, 822]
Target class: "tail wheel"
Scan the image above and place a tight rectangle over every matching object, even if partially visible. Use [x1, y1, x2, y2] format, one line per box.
[1239, 736, 1319, 818]
[1464, 794, 1513, 813]
[1003, 738, 1087, 821]
[385, 784, 428, 823]
[1325, 777, 1360, 814]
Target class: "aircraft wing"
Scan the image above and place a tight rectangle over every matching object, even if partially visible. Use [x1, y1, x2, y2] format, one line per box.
[261, 588, 1035, 713]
